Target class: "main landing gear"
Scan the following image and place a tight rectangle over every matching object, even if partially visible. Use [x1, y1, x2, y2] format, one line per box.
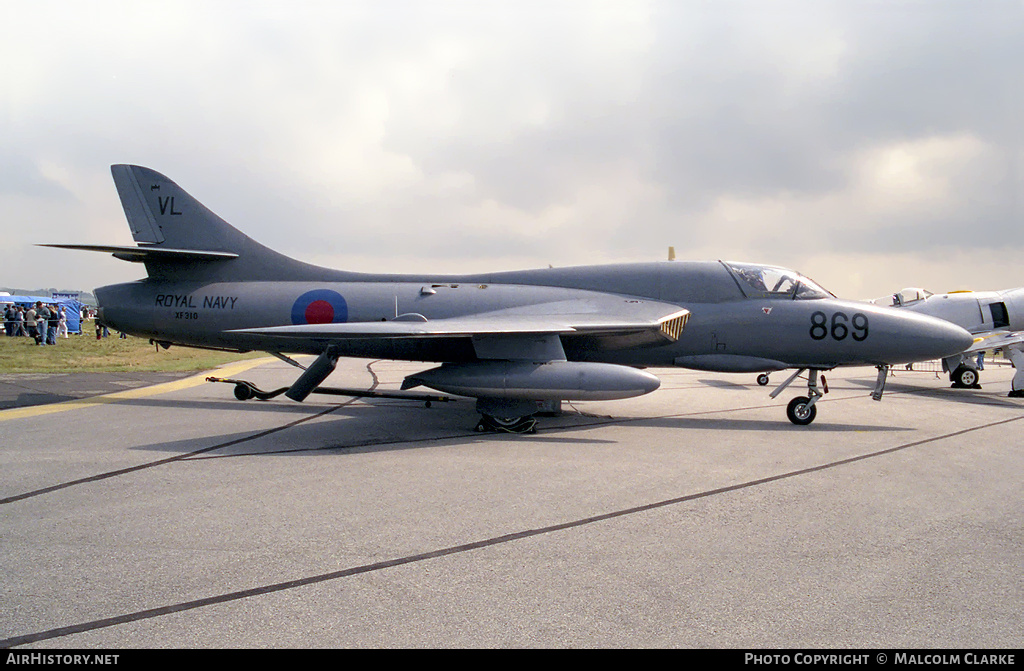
[949, 364, 981, 389]
[475, 415, 538, 434]
[1005, 347, 1024, 397]
[471, 398, 558, 434]
[942, 354, 981, 389]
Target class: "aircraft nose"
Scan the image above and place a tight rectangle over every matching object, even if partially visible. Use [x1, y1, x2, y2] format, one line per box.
[908, 314, 975, 362]
[952, 325, 977, 355]
[939, 320, 975, 356]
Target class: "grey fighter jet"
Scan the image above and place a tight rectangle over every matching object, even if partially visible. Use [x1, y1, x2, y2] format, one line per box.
[45, 166, 973, 431]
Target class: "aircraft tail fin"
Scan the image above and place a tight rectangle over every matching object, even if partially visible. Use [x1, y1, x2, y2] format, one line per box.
[102, 165, 325, 281]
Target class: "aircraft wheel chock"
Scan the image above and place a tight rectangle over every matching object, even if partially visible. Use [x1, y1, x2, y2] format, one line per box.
[786, 396, 816, 426]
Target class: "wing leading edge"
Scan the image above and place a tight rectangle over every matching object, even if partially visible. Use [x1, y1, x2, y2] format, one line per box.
[963, 330, 1023, 353]
[231, 301, 690, 361]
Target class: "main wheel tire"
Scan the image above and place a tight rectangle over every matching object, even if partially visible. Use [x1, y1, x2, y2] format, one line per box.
[476, 415, 538, 434]
[786, 396, 817, 425]
[952, 366, 979, 388]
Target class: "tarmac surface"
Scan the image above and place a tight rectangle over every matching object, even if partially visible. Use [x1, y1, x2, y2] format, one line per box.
[0, 371, 194, 411]
[1, 357, 1021, 648]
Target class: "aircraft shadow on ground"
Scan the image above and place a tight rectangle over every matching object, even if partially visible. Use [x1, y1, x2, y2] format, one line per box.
[99, 394, 358, 416]
[111, 394, 624, 456]
[3, 392, 82, 410]
[104, 391, 910, 459]
[619, 415, 911, 433]
[697, 378, 753, 390]
[848, 377, 1024, 409]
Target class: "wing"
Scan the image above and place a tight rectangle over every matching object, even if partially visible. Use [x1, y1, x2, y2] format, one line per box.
[231, 297, 690, 360]
[963, 330, 1024, 353]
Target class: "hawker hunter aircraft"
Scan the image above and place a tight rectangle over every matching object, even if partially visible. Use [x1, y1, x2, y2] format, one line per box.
[879, 287, 1024, 396]
[45, 166, 973, 431]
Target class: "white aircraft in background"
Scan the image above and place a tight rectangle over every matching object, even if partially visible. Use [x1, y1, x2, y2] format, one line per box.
[877, 286, 1024, 396]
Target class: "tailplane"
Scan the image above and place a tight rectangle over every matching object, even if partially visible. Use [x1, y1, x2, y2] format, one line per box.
[44, 165, 331, 281]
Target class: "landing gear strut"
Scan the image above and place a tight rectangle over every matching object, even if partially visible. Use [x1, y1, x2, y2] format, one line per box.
[769, 368, 828, 426]
[1005, 346, 1024, 397]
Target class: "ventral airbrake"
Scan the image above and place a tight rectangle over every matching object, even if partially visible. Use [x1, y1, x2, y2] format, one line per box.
[45, 166, 973, 431]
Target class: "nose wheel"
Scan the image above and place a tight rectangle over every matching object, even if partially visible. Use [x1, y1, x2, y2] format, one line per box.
[786, 396, 817, 425]
[769, 368, 827, 425]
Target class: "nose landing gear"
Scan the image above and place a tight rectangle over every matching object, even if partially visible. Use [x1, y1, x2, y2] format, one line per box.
[769, 368, 829, 426]
[769, 365, 889, 425]
[786, 396, 817, 426]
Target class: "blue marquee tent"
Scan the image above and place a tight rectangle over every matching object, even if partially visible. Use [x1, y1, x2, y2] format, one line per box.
[1, 295, 84, 334]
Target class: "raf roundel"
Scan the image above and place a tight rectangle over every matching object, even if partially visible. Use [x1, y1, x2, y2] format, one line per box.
[291, 289, 348, 325]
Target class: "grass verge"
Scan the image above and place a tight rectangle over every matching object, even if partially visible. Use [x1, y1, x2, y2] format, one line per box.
[0, 331, 262, 373]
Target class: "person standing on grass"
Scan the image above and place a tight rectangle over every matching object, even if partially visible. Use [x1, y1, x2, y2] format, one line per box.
[26, 304, 38, 343]
[47, 304, 59, 345]
[57, 306, 68, 339]
[34, 303, 48, 346]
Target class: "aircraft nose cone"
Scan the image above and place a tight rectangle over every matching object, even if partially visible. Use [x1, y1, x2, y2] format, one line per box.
[951, 326, 977, 355]
[916, 316, 975, 361]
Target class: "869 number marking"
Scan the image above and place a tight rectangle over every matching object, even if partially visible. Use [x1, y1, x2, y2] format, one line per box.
[810, 311, 868, 341]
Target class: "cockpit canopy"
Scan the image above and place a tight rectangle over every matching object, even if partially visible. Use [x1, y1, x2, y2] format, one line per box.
[724, 261, 833, 300]
[868, 287, 933, 306]
[891, 287, 932, 306]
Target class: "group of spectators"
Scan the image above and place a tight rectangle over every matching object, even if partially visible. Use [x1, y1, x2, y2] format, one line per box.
[3, 302, 75, 345]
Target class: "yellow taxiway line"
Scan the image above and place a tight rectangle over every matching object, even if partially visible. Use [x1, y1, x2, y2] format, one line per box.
[0, 358, 274, 422]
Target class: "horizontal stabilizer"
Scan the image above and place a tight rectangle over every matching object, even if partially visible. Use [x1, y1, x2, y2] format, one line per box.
[45, 166, 329, 281]
[39, 244, 238, 263]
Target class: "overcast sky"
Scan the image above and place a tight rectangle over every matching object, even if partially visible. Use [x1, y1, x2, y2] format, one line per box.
[2, 0, 1022, 300]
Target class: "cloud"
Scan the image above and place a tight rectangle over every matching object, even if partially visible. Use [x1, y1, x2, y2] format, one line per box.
[1, 0, 1022, 301]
